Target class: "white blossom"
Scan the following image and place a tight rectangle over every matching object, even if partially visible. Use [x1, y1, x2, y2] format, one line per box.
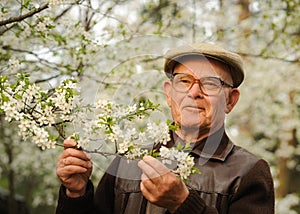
[127, 104, 137, 114]
[174, 150, 189, 163]
[125, 147, 146, 159]
[36, 22, 47, 32]
[95, 99, 111, 109]
[51, 89, 73, 114]
[159, 146, 196, 180]
[112, 107, 128, 119]
[146, 122, 170, 145]
[8, 58, 20, 71]
[48, 0, 66, 8]
[276, 194, 300, 214]
[118, 141, 131, 154]
[106, 132, 118, 143]
[138, 132, 147, 144]
[0, 102, 23, 122]
[15, 80, 26, 92]
[123, 127, 137, 142]
[159, 146, 172, 165]
[64, 79, 77, 89]
[76, 138, 89, 149]
[18, 119, 35, 138]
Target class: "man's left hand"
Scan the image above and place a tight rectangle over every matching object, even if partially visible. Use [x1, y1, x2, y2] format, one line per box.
[138, 156, 189, 212]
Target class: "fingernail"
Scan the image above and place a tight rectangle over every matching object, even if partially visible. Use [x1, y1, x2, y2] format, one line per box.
[143, 155, 151, 161]
[84, 152, 91, 159]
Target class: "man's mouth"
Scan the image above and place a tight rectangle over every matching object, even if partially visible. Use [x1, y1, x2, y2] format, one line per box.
[182, 105, 204, 111]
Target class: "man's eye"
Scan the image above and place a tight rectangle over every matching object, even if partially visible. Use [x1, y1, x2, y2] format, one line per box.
[204, 82, 216, 85]
[180, 79, 191, 83]
[202, 81, 219, 87]
[178, 78, 193, 83]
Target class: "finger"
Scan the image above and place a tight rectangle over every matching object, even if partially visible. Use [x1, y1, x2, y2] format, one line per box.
[140, 181, 157, 204]
[63, 156, 92, 169]
[57, 165, 89, 177]
[142, 156, 170, 176]
[140, 181, 149, 195]
[141, 173, 148, 181]
[61, 147, 91, 161]
[64, 138, 78, 149]
[57, 156, 92, 174]
[138, 159, 160, 179]
[140, 180, 151, 195]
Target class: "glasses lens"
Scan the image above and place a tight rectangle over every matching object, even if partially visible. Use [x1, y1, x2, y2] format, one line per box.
[172, 74, 194, 92]
[201, 77, 222, 94]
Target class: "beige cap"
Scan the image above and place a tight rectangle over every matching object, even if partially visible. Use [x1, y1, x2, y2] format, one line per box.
[164, 43, 244, 87]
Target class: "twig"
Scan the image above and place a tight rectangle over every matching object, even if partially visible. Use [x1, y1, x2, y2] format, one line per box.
[0, 3, 49, 26]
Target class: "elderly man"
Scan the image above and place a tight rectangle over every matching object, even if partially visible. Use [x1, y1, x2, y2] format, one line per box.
[56, 43, 275, 213]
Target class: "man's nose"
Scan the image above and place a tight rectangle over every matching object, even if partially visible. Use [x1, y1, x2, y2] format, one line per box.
[188, 82, 205, 98]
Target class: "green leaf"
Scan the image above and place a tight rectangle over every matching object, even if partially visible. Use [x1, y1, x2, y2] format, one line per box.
[14, 93, 22, 100]
[176, 141, 184, 150]
[70, 133, 80, 142]
[167, 119, 178, 131]
[1, 94, 9, 103]
[52, 33, 67, 45]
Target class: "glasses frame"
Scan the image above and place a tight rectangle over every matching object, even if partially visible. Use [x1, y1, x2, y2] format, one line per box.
[170, 73, 234, 96]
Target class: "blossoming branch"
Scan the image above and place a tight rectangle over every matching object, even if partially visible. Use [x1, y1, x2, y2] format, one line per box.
[0, 73, 199, 180]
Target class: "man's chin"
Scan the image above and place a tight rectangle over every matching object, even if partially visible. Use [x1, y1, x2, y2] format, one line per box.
[180, 122, 206, 131]
[179, 114, 206, 127]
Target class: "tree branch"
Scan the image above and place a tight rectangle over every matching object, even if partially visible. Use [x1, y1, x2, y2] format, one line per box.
[239, 52, 300, 63]
[0, 3, 49, 26]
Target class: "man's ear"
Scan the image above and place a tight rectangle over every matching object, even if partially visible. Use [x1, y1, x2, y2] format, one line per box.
[226, 88, 240, 113]
[163, 80, 172, 107]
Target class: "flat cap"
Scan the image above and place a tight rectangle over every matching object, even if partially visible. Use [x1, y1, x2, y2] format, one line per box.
[164, 43, 244, 88]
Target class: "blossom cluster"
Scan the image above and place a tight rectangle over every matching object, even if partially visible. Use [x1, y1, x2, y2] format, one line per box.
[78, 99, 168, 156]
[36, 17, 54, 34]
[83, 99, 198, 180]
[0, 73, 199, 180]
[0, 74, 79, 149]
[159, 143, 199, 180]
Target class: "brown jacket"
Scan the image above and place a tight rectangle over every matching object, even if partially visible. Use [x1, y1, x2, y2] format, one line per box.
[56, 128, 275, 214]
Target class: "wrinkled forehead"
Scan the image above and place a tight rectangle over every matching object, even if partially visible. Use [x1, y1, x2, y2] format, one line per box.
[172, 55, 232, 78]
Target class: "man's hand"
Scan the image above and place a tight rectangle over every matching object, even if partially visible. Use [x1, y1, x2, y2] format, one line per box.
[56, 138, 93, 198]
[138, 156, 189, 212]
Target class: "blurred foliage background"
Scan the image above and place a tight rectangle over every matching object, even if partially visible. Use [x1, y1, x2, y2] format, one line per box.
[0, 0, 299, 213]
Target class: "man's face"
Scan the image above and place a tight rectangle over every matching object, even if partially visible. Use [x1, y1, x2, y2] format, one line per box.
[164, 56, 238, 135]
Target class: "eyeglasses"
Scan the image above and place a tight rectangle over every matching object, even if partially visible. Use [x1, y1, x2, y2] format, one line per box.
[170, 73, 233, 96]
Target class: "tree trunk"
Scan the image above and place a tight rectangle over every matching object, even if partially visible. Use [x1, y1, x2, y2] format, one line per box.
[237, 0, 251, 50]
[1, 117, 17, 214]
[7, 148, 17, 214]
[276, 91, 297, 198]
[277, 129, 297, 198]
[238, 0, 250, 21]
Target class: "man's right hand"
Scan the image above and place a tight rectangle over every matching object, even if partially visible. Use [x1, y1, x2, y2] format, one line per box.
[56, 138, 93, 198]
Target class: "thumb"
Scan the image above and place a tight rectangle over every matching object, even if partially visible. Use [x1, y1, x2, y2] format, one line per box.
[63, 137, 77, 149]
[142, 155, 170, 176]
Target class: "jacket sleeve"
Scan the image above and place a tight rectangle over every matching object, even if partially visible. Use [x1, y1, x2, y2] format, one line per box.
[228, 159, 274, 213]
[55, 180, 95, 214]
[174, 159, 274, 214]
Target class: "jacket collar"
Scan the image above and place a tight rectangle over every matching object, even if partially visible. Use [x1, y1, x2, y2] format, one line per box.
[170, 126, 234, 161]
